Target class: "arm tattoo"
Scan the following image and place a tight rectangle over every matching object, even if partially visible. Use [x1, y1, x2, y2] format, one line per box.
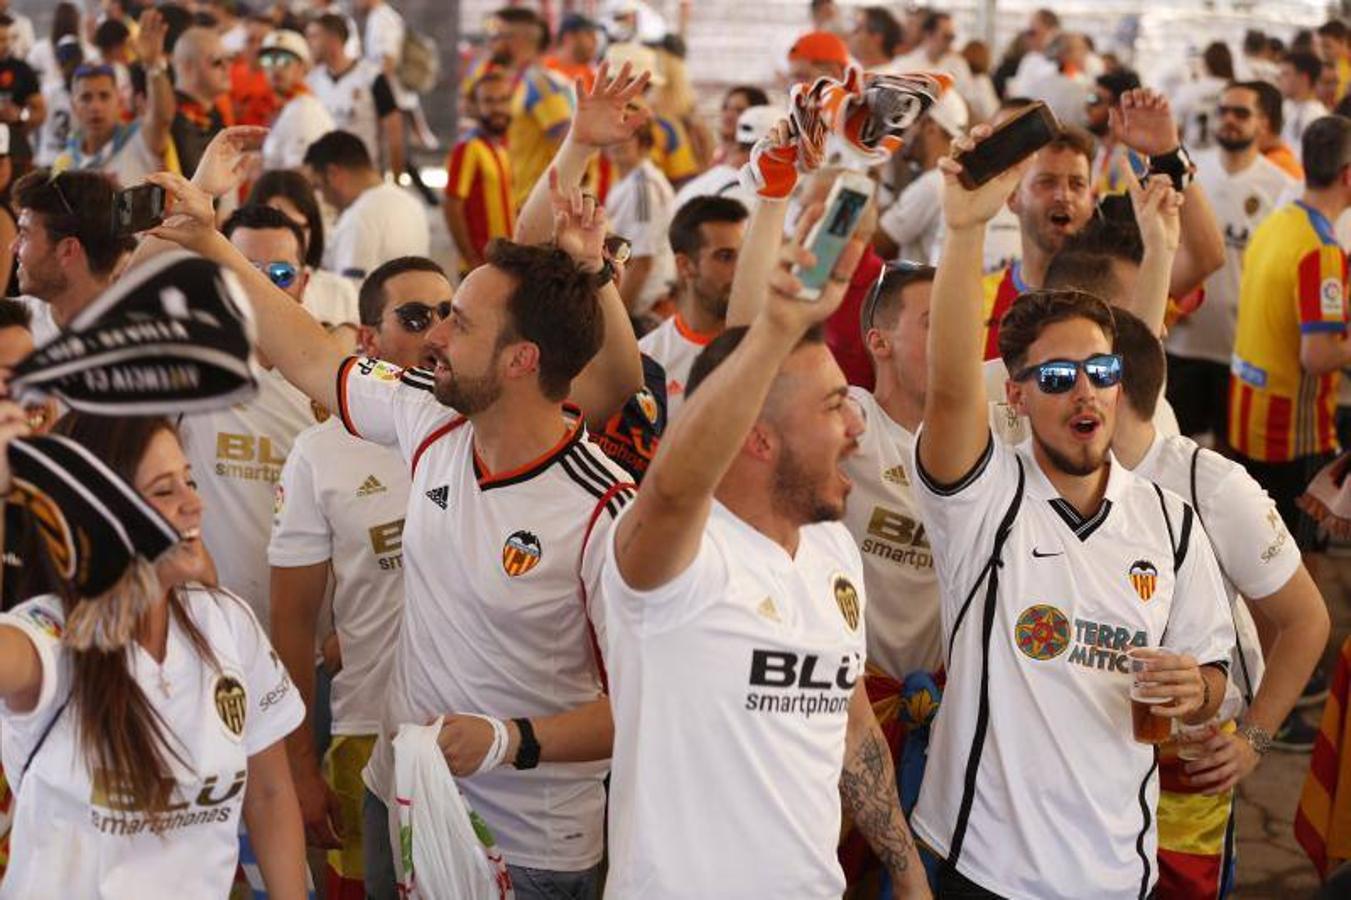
[840, 720, 916, 880]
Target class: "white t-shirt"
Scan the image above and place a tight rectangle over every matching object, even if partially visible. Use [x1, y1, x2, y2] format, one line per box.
[268, 417, 409, 735]
[0, 587, 303, 899]
[1173, 75, 1228, 150]
[325, 183, 429, 282]
[180, 366, 321, 626]
[363, 1, 414, 108]
[35, 81, 72, 167]
[1283, 98, 1329, 159]
[262, 92, 335, 171]
[605, 159, 677, 313]
[909, 434, 1234, 899]
[880, 167, 943, 265]
[636, 312, 714, 422]
[671, 163, 757, 215]
[302, 267, 361, 329]
[307, 59, 394, 168]
[1165, 150, 1298, 365]
[600, 501, 866, 900]
[841, 388, 941, 679]
[336, 357, 632, 871]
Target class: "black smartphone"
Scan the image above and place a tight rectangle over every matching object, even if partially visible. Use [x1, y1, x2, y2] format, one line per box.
[954, 101, 1059, 189]
[112, 183, 166, 236]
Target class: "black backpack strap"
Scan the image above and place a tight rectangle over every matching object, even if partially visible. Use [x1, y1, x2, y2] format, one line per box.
[21, 695, 69, 779]
[948, 457, 1024, 865]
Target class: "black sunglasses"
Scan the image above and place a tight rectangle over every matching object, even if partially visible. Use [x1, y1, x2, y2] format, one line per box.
[861, 259, 934, 334]
[394, 300, 452, 333]
[1014, 353, 1123, 394]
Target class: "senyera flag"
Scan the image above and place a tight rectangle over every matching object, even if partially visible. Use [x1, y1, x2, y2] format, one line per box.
[5, 251, 258, 600]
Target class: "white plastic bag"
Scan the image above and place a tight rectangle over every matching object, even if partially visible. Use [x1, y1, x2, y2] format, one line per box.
[392, 718, 514, 900]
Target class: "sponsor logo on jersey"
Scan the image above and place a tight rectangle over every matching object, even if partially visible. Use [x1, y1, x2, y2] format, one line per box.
[861, 505, 932, 570]
[356, 474, 387, 496]
[832, 574, 860, 630]
[502, 530, 542, 576]
[213, 674, 248, 740]
[1014, 604, 1071, 661]
[215, 432, 287, 483]
[21, 604, 63, 640]
[1068, 617, 1147, 673]
[369, 517, 405, 570]
[90, 767, 247, 835]
[425, 485, 449, 509]
[881, 465, 909, 486]
[1128, 560, 1159, 601]
[1260, 507, 1289, 563]
[744, 649, 862, 718]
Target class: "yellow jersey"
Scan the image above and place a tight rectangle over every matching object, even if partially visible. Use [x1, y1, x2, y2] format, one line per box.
[506, 66, 574, 209]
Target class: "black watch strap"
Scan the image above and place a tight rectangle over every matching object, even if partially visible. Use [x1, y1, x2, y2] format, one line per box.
[512, 717, 541, 770]
[592, 259, 615, 289]
[1148, 144, 1196, 193]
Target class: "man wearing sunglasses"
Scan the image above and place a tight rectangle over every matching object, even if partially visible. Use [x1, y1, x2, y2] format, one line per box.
[1164, 82, 1298, 445]
[169, 26, 235, 179]
[911, 127, 1233, 899]
[54, 9, 173, 188]
[259, 29, 334, 171]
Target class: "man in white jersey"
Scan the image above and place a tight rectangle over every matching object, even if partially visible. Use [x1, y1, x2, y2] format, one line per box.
[52, 9, 172, 187]
[180, 206, 322, 627]
[304, 129, 428, 283]
[258, 29, 334, 171]
[305, 14, 400, 175]
[149, 91, 648, 892]
[912, 127, 1234, 898]
[603, 120, 676, 313]
[1111, 310, 1331, 895]
[636, 196, 747, 419]
[270, 256, 443, 895]
[1165, 81, 1299, 444]
[601, 196, 929, 899]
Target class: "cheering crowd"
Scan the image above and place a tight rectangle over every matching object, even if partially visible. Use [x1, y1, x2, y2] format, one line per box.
[0, 0, 1348, 898]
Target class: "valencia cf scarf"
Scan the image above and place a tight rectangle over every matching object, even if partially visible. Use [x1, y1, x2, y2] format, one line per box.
[5, 251, 258, 604]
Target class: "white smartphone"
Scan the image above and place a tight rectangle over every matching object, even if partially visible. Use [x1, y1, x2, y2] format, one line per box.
[793, 171, 876, 301]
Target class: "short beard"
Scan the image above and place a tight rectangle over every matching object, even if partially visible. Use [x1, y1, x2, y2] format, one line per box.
[771, 440, 844, 525]
[1034, 431, 1107, 477]
[17, 263, 66, 302]
[1215, 134, 1255, 153]
[433, 367, 502, 415]
[1087, 120, 1110, 137]
[693, 282, 729, 322]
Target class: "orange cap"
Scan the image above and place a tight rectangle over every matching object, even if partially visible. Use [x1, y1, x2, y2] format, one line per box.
[789, 31, 850, 67]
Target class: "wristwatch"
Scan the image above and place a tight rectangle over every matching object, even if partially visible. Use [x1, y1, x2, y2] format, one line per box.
[591, 258, 615, 289]
[512, 717, 541, 770]
[145, 60, 168, 78]
[1236, 722, 1273, 756]
[1148, 144, 1197, 194]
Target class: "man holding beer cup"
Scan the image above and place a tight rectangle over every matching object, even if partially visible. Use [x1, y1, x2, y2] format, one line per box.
[907, 120, 1236, 899]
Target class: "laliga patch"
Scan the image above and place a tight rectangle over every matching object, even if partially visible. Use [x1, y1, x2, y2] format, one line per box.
[213, 673, 248, 741]
[356, 357, 404, 382]
[1128, 559, 1159, 602]
[832, 574, 861, 631]
[502, 530, 542, 577]
[21, 604, 63, 640]
[1320, 277, 1344, 318]
[1014, 604, 1071, 661]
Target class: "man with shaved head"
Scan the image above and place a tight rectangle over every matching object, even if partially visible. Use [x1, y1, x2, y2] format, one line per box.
[170, 26, 234, 177]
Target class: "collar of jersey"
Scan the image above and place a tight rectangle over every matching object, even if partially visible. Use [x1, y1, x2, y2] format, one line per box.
[1293, 200, 1339, 246]
[1017, 439, 1128, 539]
[471, 403, 584, 490]
[673, 313, 718, 347]
[1008, 260, 1028, 294]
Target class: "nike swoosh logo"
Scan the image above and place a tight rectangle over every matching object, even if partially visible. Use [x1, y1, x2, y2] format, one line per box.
[1032, 548, 1063, 558]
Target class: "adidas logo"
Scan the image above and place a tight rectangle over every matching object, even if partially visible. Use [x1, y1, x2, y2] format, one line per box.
[756, 596, 781, 622]
[882, 465, 909, 486]
[356, 475, 386, 497]
[425, 485, 449, 510]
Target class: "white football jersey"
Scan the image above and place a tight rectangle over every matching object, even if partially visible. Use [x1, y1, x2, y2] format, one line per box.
[180, 367, 321, 627]
[910, 434, 1234, 899]
[600, 502, 866, 900]
[268, 417, 410, 735]
[841, 388, 941, 679]
[324, 183, 430, 282]
[262, 93, 336, 171]
[335, 357, 633, 871]
[1165, 150, 1297, 365]
[307, 59, 391, 167]
[605, 159, 677, 313]
[0, 588, 303, 899]
[637, 313, 716, 422]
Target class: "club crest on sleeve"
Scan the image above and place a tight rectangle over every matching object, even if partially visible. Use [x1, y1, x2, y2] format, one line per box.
[502, 530, 542, 577]
[832, 574, 860, 631]
[213, 674, 248, 740]
[1128, 560, 1158, 602]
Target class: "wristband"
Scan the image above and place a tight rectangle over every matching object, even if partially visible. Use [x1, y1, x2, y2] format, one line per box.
[465, 714, 510, 775]
[145, 61, 168, 78]
[1148, 145, 1196, 193]
[512, 717, 541, 770]
[1236, 722, 1272, 756]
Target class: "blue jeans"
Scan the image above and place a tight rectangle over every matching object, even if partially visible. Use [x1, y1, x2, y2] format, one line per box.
[360, 789, 602, 900]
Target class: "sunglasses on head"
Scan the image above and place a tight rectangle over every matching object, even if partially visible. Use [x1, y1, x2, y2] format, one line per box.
[73, 63, 116, 81]
[252, 260, 299, 289]
[861, 259, 933, 333]
[394, 301, 452, 333]
[1014, 353, 1123, 394]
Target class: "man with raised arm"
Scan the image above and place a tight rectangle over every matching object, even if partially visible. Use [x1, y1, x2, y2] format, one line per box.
[910, 126, 1235, 898]
[599, 195, 929, 898]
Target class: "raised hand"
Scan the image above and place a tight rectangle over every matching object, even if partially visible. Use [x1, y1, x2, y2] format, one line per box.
[742, 117, 802, 200]
[189, 126, 269, 198]
[1127, 169, 1184, 256]
[569, 61, 652, 149]
[762, 194, 868, 337]
[1112, 88, 1180, 157]
[938, 123, 1033, 231]
[145, 171, 226, 256]
[134, 8, 168, 69]
[548, 168, 606, 273]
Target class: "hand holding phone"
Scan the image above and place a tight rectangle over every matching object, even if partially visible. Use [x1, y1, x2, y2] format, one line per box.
[939, 122, 1042, 232]
[951, 101, 1058, 189]
[112, 183, 167, 237]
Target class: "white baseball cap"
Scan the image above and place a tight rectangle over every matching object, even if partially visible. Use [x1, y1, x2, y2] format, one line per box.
[736, 105, 780, 146]
[260, 29, 311, 67]
[605, 41, 665, 87]
[926, 90, 969, 138]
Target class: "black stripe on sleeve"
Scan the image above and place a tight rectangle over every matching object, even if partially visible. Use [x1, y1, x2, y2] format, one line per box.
[914, 430, 995, 497]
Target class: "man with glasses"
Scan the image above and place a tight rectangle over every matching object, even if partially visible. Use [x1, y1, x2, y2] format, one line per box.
[1165, 82, 1298, 446]
[259, 29, 334, 171]
[912, 127, 1233, 899]
[53, 9, 173, 188]
[270, 255, 446, 897]
[170, 26, 235, 178]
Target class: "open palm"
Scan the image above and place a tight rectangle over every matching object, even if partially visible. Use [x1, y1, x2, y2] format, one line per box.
[570, 62, 653, 149]
[549, 170, 606, 270]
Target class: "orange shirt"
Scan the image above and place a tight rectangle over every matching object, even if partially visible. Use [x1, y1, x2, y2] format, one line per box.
[1264, 143, 1305, 182]
[542, 57, 597, 93]
[229, 59, 278, 127]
